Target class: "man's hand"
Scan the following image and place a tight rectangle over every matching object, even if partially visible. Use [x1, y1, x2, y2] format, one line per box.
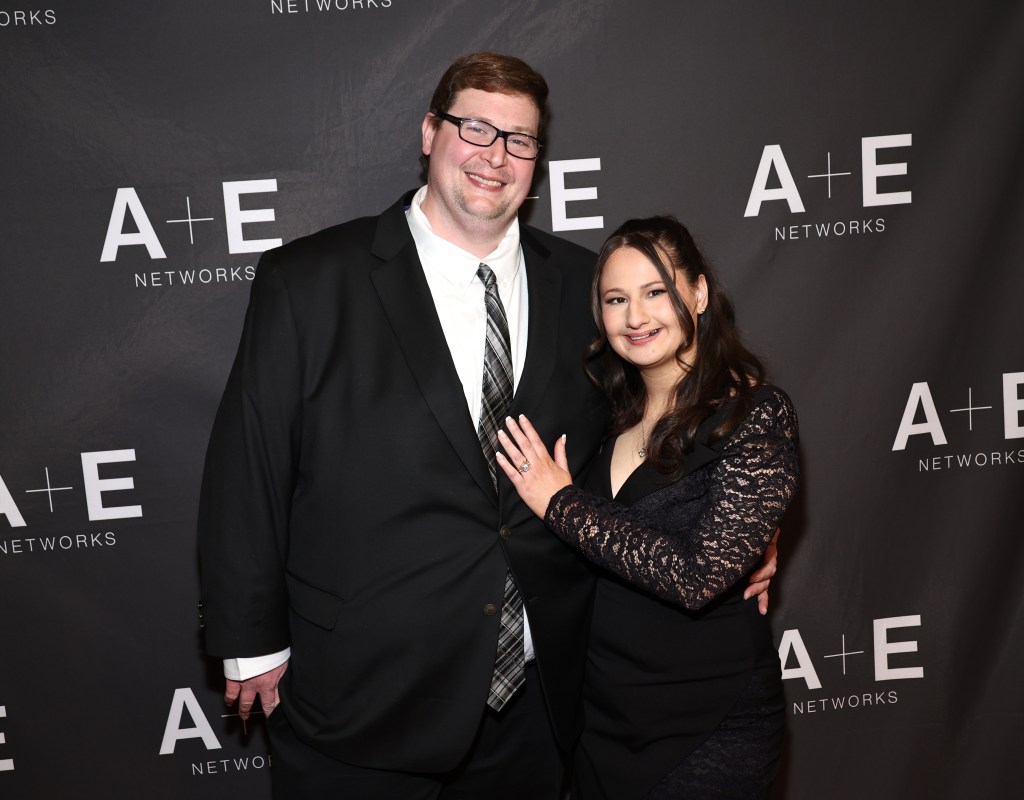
[744, 530, 780, 615]
[225, 661, 289, 721]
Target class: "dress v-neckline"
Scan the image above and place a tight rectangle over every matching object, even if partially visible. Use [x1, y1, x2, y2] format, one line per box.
[608, 435, 648, 500]
[598, 393, 760, 504]
[600, 434, 663, 504]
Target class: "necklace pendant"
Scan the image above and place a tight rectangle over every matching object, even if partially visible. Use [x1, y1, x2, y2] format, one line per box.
[637, 447, 647, 458]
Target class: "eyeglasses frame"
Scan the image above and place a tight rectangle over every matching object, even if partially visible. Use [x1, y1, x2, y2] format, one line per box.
[432, 110, 543, 161]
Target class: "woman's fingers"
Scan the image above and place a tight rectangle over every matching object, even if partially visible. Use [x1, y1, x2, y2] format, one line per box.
[515, 414, 546, 451]
[553, 433, 568, 472]
[495, 452, 522, 483]
[506, 414, 553, 461]
[500, 415, 564, 479]
[497, 429, 526, 466]
[502, 416, 535, 457]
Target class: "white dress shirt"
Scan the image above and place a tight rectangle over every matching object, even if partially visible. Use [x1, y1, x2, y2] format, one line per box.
[225, 187, 534, 681]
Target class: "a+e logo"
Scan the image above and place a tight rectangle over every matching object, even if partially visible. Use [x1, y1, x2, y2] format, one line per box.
[744, 134, 912, 217]
[99, 179, 283, 263]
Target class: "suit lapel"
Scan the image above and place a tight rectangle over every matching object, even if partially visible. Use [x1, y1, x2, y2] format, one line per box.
[510, 228, 560, 416]
[369, 195, 496, 503]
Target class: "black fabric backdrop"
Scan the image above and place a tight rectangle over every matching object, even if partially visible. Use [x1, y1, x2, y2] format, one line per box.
[2, 2, 1022, 797]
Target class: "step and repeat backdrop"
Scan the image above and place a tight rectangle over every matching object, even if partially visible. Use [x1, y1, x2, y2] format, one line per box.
[2, 2, 1022, 797]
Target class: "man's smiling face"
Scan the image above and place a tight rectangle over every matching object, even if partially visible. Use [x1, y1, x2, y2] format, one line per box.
[420, 88, 539, 251]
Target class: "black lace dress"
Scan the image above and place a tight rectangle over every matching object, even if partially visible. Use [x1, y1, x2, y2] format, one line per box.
[543, 387, 799, 800]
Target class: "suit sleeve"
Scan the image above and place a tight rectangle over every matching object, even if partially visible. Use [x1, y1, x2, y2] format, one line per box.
[543, 390, 799, 610]
[198, 252, 302, 657]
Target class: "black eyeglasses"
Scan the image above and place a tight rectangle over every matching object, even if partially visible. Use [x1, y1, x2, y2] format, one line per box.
[433, 111, 542, 160]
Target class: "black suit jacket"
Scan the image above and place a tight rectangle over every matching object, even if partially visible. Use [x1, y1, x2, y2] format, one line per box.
[198, 191, 606, 771]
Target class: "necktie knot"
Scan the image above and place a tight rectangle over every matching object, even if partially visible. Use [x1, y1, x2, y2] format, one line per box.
[477, 260, 497, 282]
[477, 262, 498, 290]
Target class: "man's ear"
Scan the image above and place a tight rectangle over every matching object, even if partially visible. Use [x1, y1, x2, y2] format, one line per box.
[422, 113, 436, 156]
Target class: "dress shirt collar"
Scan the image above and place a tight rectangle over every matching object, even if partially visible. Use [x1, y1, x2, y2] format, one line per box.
[406, 186, 522, 293]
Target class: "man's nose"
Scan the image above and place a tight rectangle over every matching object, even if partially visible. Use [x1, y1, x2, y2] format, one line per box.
[481, 136, 509, 165]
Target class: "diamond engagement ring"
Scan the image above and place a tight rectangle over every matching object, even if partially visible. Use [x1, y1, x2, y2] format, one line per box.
[519, 461, 531, 473]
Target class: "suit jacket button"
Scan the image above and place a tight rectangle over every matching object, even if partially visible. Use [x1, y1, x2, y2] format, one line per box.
[483, 603, 498, 616]
[499, 525, 511, 540]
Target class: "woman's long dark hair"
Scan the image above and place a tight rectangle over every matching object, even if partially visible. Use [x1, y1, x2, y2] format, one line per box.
[585, 216, 765, 478]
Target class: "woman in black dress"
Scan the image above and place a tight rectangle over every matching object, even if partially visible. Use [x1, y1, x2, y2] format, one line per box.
[497, 216, 799, 799]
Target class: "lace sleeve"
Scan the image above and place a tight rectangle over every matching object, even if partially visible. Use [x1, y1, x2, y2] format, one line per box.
[544, 389, 799, 610]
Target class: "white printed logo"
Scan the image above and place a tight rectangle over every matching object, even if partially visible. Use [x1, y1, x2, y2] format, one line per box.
[0, 450, 142, 529]
[745, 134, 912, 217]
[891, 373, 1024, 473]
[743, 134, 911, 242]
[160, 688, 272, 777]
[100, 180, 282, 263]
[779, 614, 924, 715]
[0, 449, 141, 556]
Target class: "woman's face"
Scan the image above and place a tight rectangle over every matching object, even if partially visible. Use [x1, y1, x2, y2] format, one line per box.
[598, 246, 707, 380]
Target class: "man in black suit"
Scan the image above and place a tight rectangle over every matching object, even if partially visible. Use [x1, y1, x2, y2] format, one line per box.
[199, 53, 773, 798]
[199, 52, 607, 798]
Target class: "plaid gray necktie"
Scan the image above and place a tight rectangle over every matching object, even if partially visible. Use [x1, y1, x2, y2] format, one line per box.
[476, 263, 525, 711]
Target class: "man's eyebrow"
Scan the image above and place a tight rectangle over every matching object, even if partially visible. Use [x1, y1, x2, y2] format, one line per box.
[460, 113, 537, 136]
